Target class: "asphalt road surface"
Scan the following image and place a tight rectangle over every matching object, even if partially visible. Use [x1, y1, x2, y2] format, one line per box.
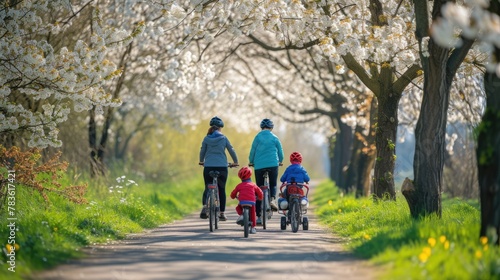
[34, 202, 378, 280]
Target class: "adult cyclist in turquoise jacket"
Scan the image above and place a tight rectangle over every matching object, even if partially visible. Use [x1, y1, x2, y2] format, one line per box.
[249, 118, 284, 225]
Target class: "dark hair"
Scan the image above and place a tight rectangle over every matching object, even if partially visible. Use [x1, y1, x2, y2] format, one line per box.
[207, 126, 220, 135]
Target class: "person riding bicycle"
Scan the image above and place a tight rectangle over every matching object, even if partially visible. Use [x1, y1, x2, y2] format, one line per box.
[230, 166, 263, 234]
[278, 152, 310, 210]
[249, 118, 284, 225]
[199, 116, 239, 221]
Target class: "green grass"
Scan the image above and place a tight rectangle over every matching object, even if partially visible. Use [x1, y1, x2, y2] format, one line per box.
[0, 174, 204, 279]
[312, 180, 500, 280]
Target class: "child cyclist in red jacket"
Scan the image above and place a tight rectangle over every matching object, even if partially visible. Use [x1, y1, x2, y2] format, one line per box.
[230, 167, 263, 234]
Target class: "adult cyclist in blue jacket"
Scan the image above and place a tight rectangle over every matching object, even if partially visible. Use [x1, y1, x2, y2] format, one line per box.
[249, 118, 284, 225]
[199, 116, 239, 221]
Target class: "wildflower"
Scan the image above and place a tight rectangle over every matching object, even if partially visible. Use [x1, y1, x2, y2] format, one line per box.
[483, 245, 489, 251]
[480, 236, 488, 245]
[428, 237, 436, 247]
[418, 252, 429, 263]
[6, 244, 20, 251]
[439, 235, 446, 243]
[475, 250, 482, 259]
[364, 234, 371, 240]
[444, 241, 450, 250]
[328, 200, 333, 206]
[338, 208, 342, 213]
[422, 247, 432, 256]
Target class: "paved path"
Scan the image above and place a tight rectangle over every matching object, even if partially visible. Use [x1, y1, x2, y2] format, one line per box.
[34, 206, 378, 280]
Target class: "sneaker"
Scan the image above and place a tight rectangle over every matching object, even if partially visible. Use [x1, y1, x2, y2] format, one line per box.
[270, 198, 278, 211]
[219, 212, 227, 221]
[256, 217, 262, 225]
[250, 227, 257, 234]
[236, 215, 244, 225]
[200, 206, 208, 219]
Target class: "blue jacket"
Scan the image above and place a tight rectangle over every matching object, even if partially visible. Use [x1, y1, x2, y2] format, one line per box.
[199, 131, 238, 167]
[280, 164, 310, 183]
[248, 130, 284, 169]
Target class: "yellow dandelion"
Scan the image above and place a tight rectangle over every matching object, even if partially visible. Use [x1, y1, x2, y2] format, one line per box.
[417, 70, 424, 76]
[422, 247, 432, 256]
[475, 250, 482, 259]
[364, 234, 371, 240]
[483, 245, 489, 251]
[338, 208, 342, 213]
[444, 241, 450, 250]
[5, 244, 19, 252]
[439, 235, 446, 243]
[428, 237, 437, 247]
[480, 236, 488, 245]
[328, 200, 333, 206]
[418, 252, 429, 263]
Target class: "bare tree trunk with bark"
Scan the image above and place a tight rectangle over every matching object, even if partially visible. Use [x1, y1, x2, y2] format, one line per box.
[477, 36, 500, 243]
[404, 0, 473, 218]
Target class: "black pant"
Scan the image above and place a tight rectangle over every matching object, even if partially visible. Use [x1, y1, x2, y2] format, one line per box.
[202, 167, 228, 212]
[254, 166, 279, 217]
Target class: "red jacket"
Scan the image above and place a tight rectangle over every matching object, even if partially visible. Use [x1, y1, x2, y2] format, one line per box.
[230, 180, 263, 202]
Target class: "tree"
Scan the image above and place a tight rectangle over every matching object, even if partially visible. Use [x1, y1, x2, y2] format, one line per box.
[432, 0, 500, 242]
[0, 1, 136, 149]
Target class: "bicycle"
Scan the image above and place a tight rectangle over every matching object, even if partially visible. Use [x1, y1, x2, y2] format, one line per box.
[206, 170, 221, 232]
[249, 165, 273, 230]
[200, 163, 238, 232]
[279, 183, 310, 233]
[239, 202, 254, 238]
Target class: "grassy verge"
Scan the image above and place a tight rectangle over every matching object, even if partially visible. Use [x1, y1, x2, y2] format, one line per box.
[0, 174, 204, 279]
[312, 180, 499, 280]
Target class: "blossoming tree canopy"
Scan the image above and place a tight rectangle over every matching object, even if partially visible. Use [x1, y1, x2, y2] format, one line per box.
[0, 1, 143, 148]
[432, 0, 500, 76]
[160, 0, 420, 74]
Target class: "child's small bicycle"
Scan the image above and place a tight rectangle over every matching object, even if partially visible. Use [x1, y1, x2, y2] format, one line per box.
[239, 202, 254, 238]
[278, 183, 310, 233]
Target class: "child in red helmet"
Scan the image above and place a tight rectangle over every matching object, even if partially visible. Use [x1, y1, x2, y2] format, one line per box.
[230, 166, 263, 234]
[279, 152, 310, 209]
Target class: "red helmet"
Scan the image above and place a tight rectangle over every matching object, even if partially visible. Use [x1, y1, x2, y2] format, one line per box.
[238, 166, 252, 180]
[290, 152, 303, 163]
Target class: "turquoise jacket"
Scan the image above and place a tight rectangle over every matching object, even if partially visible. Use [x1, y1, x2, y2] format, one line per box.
[248, 130, 284, 169]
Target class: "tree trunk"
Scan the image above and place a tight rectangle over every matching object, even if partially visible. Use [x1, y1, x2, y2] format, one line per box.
[346, 134, 361, 194]
[88, 108, 105, 177]
[329, 118, 353, 192]
[407, 0, 474, 219]
[373, 90, 399, 200]
[405, 43, 450, 218]
[477, 66, 500, 243]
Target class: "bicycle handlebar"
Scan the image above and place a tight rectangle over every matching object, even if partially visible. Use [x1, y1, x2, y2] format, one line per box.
[198, 162, 239, 168]
[248, 163, 282, 168]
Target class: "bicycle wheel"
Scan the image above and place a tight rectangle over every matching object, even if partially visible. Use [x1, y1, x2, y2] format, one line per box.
[262, 189, 268, 230]
[214, 189, 219, 230]
[290, 198, 300, 233]
[303, 216, 309, 230]
[243, 207, 250, 238]
[209, 191, 216, 232]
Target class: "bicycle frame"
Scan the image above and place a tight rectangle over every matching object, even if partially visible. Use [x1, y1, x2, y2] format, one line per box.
[260, 170, 272, 229]
[207, 171, 220, 232]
